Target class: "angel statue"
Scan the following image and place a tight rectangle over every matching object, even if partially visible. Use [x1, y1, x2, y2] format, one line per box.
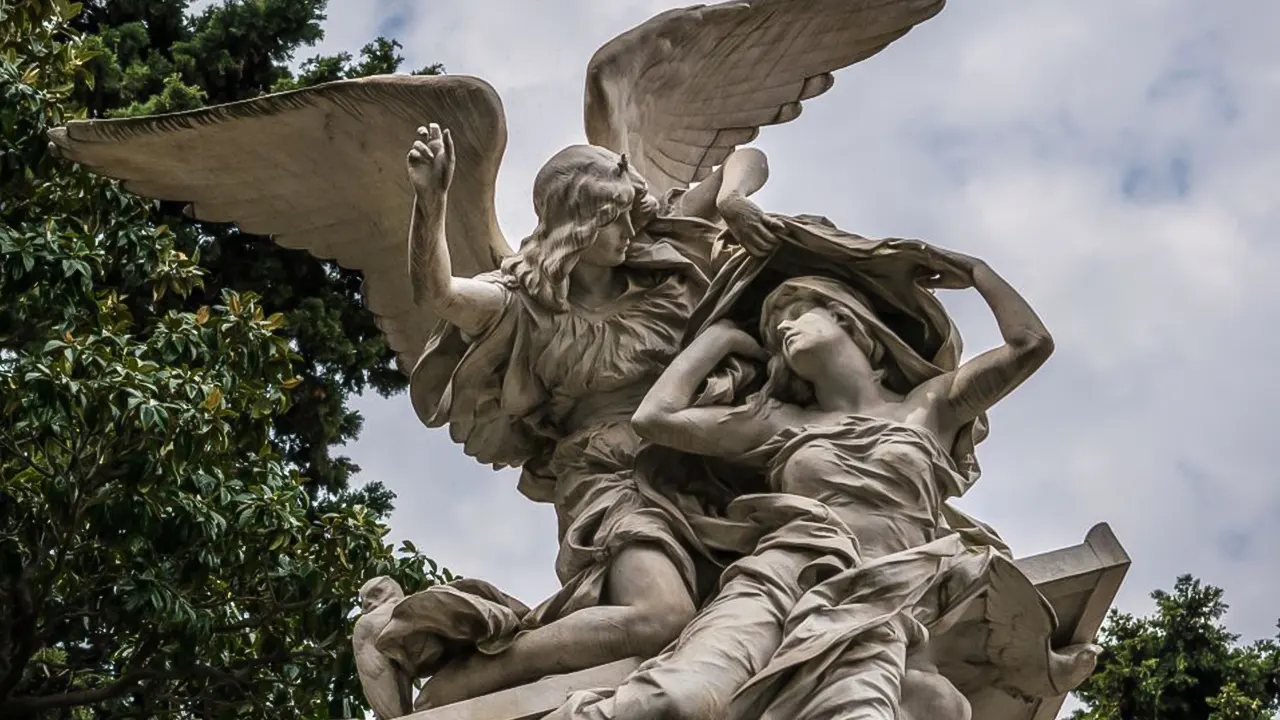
[47, 0, 950, 712]
[544, 227, 1101, 719]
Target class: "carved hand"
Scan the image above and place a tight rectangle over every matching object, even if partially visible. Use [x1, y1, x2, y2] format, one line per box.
[919, 246, 986, 290]
[717, 192, 785, 259]
[407, 123, 455, 202]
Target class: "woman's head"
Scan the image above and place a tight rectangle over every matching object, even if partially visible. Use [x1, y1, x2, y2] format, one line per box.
[503, 145, 659, 309]
[751, 277, 889, 406]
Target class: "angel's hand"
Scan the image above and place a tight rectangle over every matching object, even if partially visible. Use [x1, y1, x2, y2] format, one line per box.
[408, 123, 455, 202]
[718, 192, 785, 259]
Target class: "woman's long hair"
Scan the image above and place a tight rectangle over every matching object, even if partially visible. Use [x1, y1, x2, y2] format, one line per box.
[501, 145, 659, 310]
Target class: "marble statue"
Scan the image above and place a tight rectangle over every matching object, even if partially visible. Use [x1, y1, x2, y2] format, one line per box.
[353, 577, 413, 719]
[545, 252, 1100, 719]
[45, 0, 1126, 717]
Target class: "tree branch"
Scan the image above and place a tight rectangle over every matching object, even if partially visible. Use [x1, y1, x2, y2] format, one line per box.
[0, 670, 157, 715]
[211, 592, 327, 633]
[0, 575, 37, 703]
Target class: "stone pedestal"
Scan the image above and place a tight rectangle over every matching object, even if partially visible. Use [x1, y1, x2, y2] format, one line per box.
[408, 523, 1130, 720]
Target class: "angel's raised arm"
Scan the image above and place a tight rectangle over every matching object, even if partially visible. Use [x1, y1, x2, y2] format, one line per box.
[407, 124, 505, 336]
[47, 75, 514, 375]
[668, 148, 770, 222]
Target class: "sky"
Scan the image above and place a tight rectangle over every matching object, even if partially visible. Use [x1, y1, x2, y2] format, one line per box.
[259, 0, 1277, 711]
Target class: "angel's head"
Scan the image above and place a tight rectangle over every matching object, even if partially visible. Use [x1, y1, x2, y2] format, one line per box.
[358, 576, 404, 613]
[751, 277, 892, 408]
[503, 145, 660, 309]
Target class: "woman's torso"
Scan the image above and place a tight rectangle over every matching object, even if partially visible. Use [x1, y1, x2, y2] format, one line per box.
[761, 414, 967, 561]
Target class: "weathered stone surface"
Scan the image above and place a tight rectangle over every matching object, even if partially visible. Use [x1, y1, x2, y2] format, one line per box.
[49, 2, 1132, 716]
[406, 659, 641, 720]
[966, 523, 1131, 720]
[409, 524, 1130, 720]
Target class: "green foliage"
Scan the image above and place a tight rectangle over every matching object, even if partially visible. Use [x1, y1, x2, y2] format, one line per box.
[272, 37, 443, 93]
[1072, 575, 1280, 720]
[64, 0, 442, 511]
[0, 1, 448, 717]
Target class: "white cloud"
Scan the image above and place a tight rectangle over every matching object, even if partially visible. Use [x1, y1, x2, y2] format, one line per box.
[312, 0, 1280, 708]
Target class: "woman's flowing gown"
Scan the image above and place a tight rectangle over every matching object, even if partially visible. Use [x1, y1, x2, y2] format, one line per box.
[550, 216, 1094, 719]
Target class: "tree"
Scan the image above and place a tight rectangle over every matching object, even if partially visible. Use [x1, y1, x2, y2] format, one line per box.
[1072, 575, 1280, 720]
[67, 0, 440, 513]
[0, 1, 446, 717]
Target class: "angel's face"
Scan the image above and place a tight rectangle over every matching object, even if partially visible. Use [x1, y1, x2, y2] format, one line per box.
[580, 212, 636, 267]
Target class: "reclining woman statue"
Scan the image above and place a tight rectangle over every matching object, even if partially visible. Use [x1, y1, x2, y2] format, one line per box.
[548, 246, 1100, 718]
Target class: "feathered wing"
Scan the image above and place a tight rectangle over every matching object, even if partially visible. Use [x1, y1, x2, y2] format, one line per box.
[585, 0, 946, 196]
[48, 75, 511, 373]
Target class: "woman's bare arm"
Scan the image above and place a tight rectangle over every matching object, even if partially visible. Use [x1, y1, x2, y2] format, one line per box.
[916, 252, 1054, 431]
[407, 124, 505, 336]
[632, 322, 782, 458]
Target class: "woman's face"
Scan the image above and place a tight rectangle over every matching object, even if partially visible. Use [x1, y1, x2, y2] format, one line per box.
[771, 301, 868, 380]
[579, 211, 635, 267]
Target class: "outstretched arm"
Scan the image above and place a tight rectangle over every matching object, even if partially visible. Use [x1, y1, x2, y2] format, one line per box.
[632, 321, 783, 458]
[407, 124, 505, 337]
[917, 251, 1054, 431]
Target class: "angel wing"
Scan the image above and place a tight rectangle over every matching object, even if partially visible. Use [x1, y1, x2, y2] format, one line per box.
[47, 75, 511, 374]
[354, 608, 414, 719]
[585, 0, 946, 196]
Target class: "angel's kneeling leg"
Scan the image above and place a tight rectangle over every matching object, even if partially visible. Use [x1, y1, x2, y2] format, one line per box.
[419, 544, 694, 709]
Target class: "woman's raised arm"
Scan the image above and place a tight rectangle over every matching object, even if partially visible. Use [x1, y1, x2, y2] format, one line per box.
[916, 250, 1055, 432]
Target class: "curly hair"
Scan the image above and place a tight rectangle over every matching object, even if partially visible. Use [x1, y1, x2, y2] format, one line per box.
[501, 145, 659, 310]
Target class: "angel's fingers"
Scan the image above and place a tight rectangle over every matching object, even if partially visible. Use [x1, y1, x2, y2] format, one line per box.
[443, 128, 455, 158]
[408, 149, 422, 161]
[741, 230, 770, 250]
[413, 140, 430, 153]
[417, 126, 430, 136]
[428, 123, 442, 139]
